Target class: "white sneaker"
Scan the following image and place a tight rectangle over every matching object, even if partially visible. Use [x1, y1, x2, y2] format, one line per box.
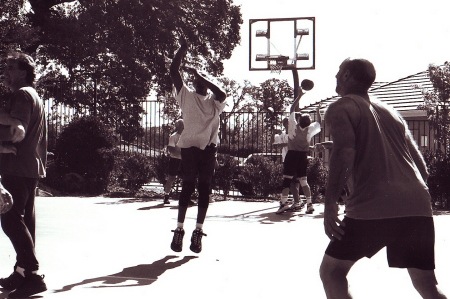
[276, 202, 291, 214]
[290, 202, 302, 211]
[305, 203, 315, 214]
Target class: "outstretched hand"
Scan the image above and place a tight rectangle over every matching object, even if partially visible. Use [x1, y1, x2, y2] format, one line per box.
[323, 203, 345, 241]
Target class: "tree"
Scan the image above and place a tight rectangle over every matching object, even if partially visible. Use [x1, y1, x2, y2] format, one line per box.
[418, 62, 450, 154]
[8, 0, 242, 142]
[247, 78, 294, 131]
[0, 0, 39, 98]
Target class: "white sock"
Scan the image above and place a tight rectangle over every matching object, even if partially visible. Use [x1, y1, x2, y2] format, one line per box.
[280, 195, 288, 204]
[306, 197, 312, 204]
[177, 222, 184, 229]
[196, 223, 203, 230]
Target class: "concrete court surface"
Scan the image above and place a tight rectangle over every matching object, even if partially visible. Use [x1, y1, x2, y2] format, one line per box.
[0, 194, 448, 299]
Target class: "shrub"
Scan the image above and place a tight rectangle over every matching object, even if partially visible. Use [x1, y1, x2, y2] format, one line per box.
[110, 150, 155, 192]
[212, 154, 240, 199]
[307, 156, 328, 201]
[154, 153, 170, 185]
[424, 150, 450, 209]
[52, 116, 118, 195]
[239, 155, 283, 198]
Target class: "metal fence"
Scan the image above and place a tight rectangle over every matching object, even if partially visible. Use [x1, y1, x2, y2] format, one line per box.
[41, 78, 433, 164]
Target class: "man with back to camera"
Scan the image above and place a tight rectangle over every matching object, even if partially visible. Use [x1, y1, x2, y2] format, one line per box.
[169, 35, 227, 253]
[319, 58, 447, 299]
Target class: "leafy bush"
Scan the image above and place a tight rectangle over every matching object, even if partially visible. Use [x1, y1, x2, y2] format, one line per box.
[52, 116, 118, 195]
[110, 150, 155, 192]
[307, 156, 328, 201]
[239, 155, 283, 198]
[154, 154, 170, 185]
[212, 154, 240, 199]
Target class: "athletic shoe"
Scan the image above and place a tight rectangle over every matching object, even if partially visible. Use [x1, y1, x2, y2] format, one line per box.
[290, 202, 302, 211]
[190, 228, 207, 253]
[170, 228, 185, 252]
[300, 200, 306, 209]
[305, 203, 315, 214]
[0, 271, 24, 290]
[8, 274, 47, 298]
[164, 195, 170, 204]
[276, 202, 291, 214]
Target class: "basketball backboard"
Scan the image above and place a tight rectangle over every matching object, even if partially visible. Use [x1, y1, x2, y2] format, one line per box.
[249, 17, 315, 72]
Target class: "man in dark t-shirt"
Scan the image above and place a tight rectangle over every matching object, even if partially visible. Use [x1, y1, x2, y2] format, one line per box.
[0, 52, 47, 298]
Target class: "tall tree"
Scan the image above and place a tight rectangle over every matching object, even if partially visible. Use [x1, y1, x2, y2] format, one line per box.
[16, 0, 242, 141]
[248, 78, 294, 131]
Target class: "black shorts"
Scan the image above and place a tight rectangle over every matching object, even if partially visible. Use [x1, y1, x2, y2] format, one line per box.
[168, 157, 181, 176]
[325, 216, 435, 270]
[283, 150, 308, 178]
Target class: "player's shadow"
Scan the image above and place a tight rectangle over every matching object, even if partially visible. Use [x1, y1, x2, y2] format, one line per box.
[53, 255, 197, 293]
[255, 211, 300, 224]
[138, 203, 178, 210]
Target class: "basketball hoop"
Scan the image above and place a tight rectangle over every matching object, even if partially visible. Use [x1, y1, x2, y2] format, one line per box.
[270, 59, 286, 74]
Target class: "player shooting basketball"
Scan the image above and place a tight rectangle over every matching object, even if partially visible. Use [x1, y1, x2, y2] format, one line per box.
[276, 79, 321, 214]
[169, 35, 227, 253]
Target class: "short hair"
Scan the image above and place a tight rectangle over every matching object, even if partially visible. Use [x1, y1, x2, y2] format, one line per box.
[342, 58, 376, 91]
[6, 51, 36, 86]
[282, 117, 289, 127]
[299, 114, 311, 128]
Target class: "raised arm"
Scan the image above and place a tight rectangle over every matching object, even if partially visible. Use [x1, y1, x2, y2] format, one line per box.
[169, 36, 188, 94]
[316, 104, 322, 124]
[290, 93, 302, 113]
[192, 70, 226, 102]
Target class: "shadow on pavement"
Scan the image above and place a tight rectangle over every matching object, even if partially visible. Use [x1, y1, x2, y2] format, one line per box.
[53, 255, 197, 293]
[138, 203, 178, 211]
[96, 198, 160, 205]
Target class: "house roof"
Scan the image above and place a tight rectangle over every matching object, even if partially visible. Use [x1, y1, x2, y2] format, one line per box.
[301, 70, 433, 119]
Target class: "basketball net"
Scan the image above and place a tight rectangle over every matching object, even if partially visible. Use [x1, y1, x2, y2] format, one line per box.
[270, 60, 285, 74]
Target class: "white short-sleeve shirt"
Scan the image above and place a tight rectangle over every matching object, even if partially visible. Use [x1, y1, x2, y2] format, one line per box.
[175, 85, 226, 150]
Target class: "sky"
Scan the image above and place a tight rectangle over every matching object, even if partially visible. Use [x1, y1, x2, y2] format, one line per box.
[222, 0, 450, 107]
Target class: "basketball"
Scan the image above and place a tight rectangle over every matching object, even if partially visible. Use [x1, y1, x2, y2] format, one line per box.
[301, 79, 314, 91]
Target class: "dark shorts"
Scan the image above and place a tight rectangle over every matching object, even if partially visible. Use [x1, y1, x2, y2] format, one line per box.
[283, 150, 308, 178]
[168, 157, 181, 176]
[325, 216, 435, 270]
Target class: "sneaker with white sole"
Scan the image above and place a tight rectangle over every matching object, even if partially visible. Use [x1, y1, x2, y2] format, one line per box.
[305, 203, 315, 214]
[276, 202, 291, 214]
[289, 202, 303, 211]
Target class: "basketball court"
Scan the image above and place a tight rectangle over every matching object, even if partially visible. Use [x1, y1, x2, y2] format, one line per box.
[0, 194, 447, 298]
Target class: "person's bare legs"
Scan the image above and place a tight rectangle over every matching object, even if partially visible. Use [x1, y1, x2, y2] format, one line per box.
[408, 268, 447, 299]
[290, 182, 300, 203]
[320, 254, 356, 299]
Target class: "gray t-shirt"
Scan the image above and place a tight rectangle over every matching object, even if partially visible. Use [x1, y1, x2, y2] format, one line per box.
[1, 87, 47, 178]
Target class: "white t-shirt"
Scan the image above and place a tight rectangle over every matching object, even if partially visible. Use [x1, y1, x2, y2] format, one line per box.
[175, 85, 226, 150]
[168, 132, 181, 159]
[274, 132, 289, 161]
